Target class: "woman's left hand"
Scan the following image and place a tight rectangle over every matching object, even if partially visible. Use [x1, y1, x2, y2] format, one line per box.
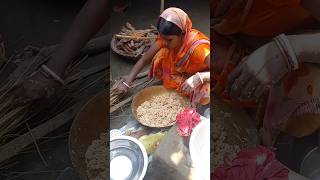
[181, 73, 203, 94]
[11, 71, 57, 107]
[226, 41, 290, 100]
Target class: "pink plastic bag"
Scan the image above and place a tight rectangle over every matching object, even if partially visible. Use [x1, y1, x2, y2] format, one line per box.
[212, 146, 289, 180]
[176, 108, 201, 136]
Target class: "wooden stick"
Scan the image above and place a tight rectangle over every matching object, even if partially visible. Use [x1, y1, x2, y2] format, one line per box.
[65, 64, 107, 84]
[25, 122, 48, 167]
[160, 0, 165, 13]
[110, 96, 133, 113]
[110, 79, 158, 113]
[132, 78, 149, 88]
[67, 55, 89, 73]
[114, 35, 156, 40]
[0, 102, 83, 164]
[126, 22, 135, 31]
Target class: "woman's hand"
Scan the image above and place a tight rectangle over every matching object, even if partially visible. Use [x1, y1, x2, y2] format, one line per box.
[11, 71, 57, 106]
[226, 42, 290, 100]
[181, 73, 203, 94]
[191, 87, 209, 107]
[114, 79, 130, 94]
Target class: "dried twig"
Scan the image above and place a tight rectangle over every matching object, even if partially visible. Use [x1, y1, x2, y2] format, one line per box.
[0, 103, 83, 164]
[25, 122, 48, 167]
[110, 78, 158, 113]
[0, 35, 108, 165]
[114, 35, 156, 40]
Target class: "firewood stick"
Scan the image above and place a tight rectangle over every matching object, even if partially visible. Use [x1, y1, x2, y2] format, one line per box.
[65, 63, 107, 84]
[25, 122, 48, 167]
[0, 103, 83, 164]
[110, 79, 159, 113]
[122, 44, 133, 53]
[110, 96, 133, 113]
[126, 22, 135, 31]
[114, 35, 156, 40]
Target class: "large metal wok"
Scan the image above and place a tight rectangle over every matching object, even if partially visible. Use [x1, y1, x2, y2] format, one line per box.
[68, 91, 107, 180]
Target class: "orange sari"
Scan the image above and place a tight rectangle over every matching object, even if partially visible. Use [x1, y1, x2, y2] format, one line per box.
[150, 8, 210, 105]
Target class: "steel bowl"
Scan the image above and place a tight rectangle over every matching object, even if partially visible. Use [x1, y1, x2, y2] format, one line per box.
[69, 91, 107, 180]
[300, 147, 320, 180]
[110, 135, 148, 180]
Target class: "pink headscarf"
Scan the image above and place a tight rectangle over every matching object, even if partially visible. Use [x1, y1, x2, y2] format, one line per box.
[159, 7, 199, 55]
[159, 7, 193, 35]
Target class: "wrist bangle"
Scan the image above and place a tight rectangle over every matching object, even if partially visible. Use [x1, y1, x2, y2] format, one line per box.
[196, 72, 204, 84]
[273, 34, 299, 71]
[122, 81, 131, 88]
[40, 64, 65, 85]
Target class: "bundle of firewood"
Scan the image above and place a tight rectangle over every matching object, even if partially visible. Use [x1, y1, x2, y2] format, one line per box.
[0, 36, 108, 168]
[110, 70, 149, 107]
[112, 22, 158, 59]
[110, 79, 126, 106]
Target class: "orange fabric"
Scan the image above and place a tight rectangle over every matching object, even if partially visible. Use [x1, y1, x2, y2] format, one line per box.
[281, 114, 320, 138]
[212, 0, 315, 102]
[274, 64, 320, 137]
[151, 7, 210, 105]
[211, 31, 257, 108]
[214, 0, 314, 37]
[151, 29, 210, 105]
[193, 82, 210, 105]
[212, 0, 320, 137]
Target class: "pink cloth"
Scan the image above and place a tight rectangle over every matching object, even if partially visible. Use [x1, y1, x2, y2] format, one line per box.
[212, 146, 289, 180]
[159, 7, 192, 35]
[176, 108, 201, 136]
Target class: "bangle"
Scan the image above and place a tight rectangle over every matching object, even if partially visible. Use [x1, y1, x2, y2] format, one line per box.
[40, 64, 65, 85]
[281, 34, 299, 70]
[273, 34, 299, 71]
[196, 72, 204, 84]
[122, 81, 131, 88]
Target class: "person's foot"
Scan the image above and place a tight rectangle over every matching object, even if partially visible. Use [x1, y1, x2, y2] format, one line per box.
[113, 0, 131, 13]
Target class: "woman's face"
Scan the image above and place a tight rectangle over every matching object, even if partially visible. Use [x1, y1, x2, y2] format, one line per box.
[160, 34, 182, 50]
